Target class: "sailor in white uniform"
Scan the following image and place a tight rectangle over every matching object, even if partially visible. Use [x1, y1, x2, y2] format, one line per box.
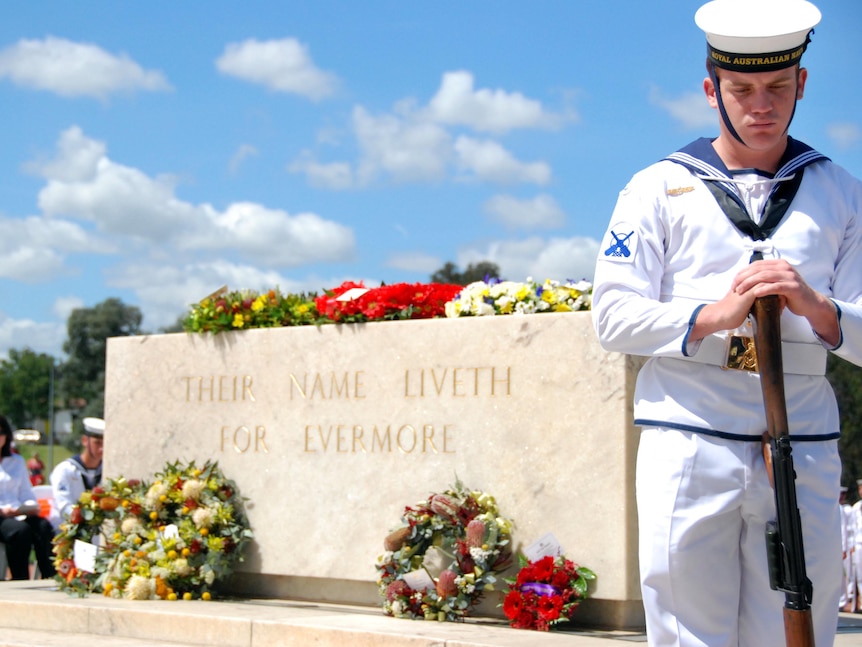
[592, 1, 862, 645]
[50, 417, 104, 527]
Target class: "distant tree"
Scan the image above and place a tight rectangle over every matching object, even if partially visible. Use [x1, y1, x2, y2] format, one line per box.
[62, 298, 143, 418]
[160, 315, 187, 334]
[431, 261, 501, 286]
[0, 348, 56, 429]
[831, 354, 862, 495]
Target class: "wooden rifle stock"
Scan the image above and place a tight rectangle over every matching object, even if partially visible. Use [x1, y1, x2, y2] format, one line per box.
[751, 295, 815, 647]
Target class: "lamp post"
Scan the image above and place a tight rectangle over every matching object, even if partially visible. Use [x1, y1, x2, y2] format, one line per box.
[48, 361, 55, 471]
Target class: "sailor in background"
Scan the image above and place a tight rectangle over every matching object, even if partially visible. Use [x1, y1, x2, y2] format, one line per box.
[50, 417, 105, 527]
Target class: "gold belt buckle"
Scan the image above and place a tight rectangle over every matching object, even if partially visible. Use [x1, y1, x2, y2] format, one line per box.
[722, 335, 759, 372]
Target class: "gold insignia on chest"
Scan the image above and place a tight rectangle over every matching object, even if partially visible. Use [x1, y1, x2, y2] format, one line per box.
[666, 186, 695, 196]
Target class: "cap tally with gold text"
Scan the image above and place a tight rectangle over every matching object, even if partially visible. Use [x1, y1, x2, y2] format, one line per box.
[695, 0, 821, 72]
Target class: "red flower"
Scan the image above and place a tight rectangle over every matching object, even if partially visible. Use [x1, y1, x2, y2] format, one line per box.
[531, 556, 556, 582]
[538, 594, 564, 621]
[551, 569, 571, 589]
[502, 590, 524, 619]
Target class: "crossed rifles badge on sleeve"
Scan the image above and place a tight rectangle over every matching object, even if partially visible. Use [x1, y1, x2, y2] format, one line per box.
[602, 226, 636, 262]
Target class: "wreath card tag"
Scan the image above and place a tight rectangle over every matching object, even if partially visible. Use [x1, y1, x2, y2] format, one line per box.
[524, 532, 564, 562]
[402, 569, 435, 591]
[73, 539, 99, 573]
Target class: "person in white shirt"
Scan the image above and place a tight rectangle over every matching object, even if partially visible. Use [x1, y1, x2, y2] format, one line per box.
[0, 414, 56, 579]
[50, 417, 104, 528]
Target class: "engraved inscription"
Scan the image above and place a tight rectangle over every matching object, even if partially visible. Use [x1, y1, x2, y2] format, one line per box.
[403, 366, 511, 397]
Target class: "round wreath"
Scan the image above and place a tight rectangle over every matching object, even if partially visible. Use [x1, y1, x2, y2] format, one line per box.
[53, 459, 253, 600]
[376, 481, 513, 622]
[502, 554, 596, 631]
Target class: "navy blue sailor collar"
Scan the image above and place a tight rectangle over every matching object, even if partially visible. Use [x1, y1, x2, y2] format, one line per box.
[666, 136, 828, 190]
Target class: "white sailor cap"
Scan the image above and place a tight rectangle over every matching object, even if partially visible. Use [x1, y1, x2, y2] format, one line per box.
[695, 0, 821, 72]
[82, 417, 105, 438]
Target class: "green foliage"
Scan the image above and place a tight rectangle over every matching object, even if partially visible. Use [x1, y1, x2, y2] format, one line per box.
[62, 298, 143, 417]
[430, 261, 501, 286]
[0, 348, 56, 429]
[831, 354, 862, 497]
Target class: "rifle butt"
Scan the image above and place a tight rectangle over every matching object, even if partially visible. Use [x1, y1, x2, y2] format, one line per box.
[783, 607, 815, 647]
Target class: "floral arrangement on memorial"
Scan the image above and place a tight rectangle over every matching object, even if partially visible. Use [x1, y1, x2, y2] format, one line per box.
[501, 554, 597, 631]
[183, 287, 319, 333]
[444, 277, 592, 317]
[376, 480, 514, 622]
[181, 278, 592, 334]
[53, 459, 253, 601]
[314, 281, 462, 323]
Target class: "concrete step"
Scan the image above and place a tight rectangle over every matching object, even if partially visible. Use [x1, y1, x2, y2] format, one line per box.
[2, 580, 862, 647]
[0, 627, 208, 647]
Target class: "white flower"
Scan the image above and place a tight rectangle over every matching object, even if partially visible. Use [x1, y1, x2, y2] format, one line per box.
[192, 507, 214, 529]
[121, 517, 144, 535]
[181, 479, 206, 501]
[145, 482, 168, 509]
[124, 575, 155, 600]
[173, 558, 192, 577]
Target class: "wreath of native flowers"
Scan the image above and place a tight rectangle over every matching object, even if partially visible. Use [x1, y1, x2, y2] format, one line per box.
[53, 460, 253, 601]
[376, 481, 514, 622]
[501, 554, 597, 631]
[444, 278, 592, 318]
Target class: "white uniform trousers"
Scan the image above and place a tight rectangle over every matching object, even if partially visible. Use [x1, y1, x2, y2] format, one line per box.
[636, 428, 842, 647]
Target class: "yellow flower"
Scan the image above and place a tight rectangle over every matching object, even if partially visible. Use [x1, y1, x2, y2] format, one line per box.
[202, 591, 212, 601]
[183, 592, 193, 601]
[232, 313, 245, 328]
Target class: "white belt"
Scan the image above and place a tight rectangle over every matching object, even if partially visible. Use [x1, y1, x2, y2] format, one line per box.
[676, 334, 827, 376]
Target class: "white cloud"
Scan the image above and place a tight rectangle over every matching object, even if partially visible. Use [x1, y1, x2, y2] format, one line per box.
[0, 311, 67, 359]
[458, 236, 600, 283]
[216, 38, 337, 100]
[53, 297, 84, 320]
[455, 136, 551, 185]
[0, 214, 108, 281]
[649, 86, 715, 130]
[228, 144, 259, 175]
[33, 127, 355, 266]
[288, 155, 355, 190]
[386, 251, 442, 275]
[0, 36, 170, 100]
[353, 106, 453, 184]
[483, 194, 565, 230]
[24, 126, 105, 182]
[427, 70, 567, 134]
[826, 122, 862, 151]
[204, 203, 355, 266]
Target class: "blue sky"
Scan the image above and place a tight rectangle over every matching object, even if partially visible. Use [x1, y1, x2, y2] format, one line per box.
[1, 0, 860, 360]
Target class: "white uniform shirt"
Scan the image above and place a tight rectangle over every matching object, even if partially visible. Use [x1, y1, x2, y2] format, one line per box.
[50, 456, 101, 525]
[0, 453, 37, 510]
[593, 137, 862, 440]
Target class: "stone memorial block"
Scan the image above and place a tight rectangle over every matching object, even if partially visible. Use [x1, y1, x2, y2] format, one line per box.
[104, 311, 643, 628]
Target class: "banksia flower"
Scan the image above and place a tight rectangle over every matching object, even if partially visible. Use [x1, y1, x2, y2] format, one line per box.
[466, 519, 486, 548]
[384, 527, 411, 552]
[436, 569, 458, 598]
[429, 494, 459, 521]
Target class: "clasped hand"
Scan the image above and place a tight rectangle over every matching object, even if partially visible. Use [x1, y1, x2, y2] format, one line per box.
[692, 259, 839, 346]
